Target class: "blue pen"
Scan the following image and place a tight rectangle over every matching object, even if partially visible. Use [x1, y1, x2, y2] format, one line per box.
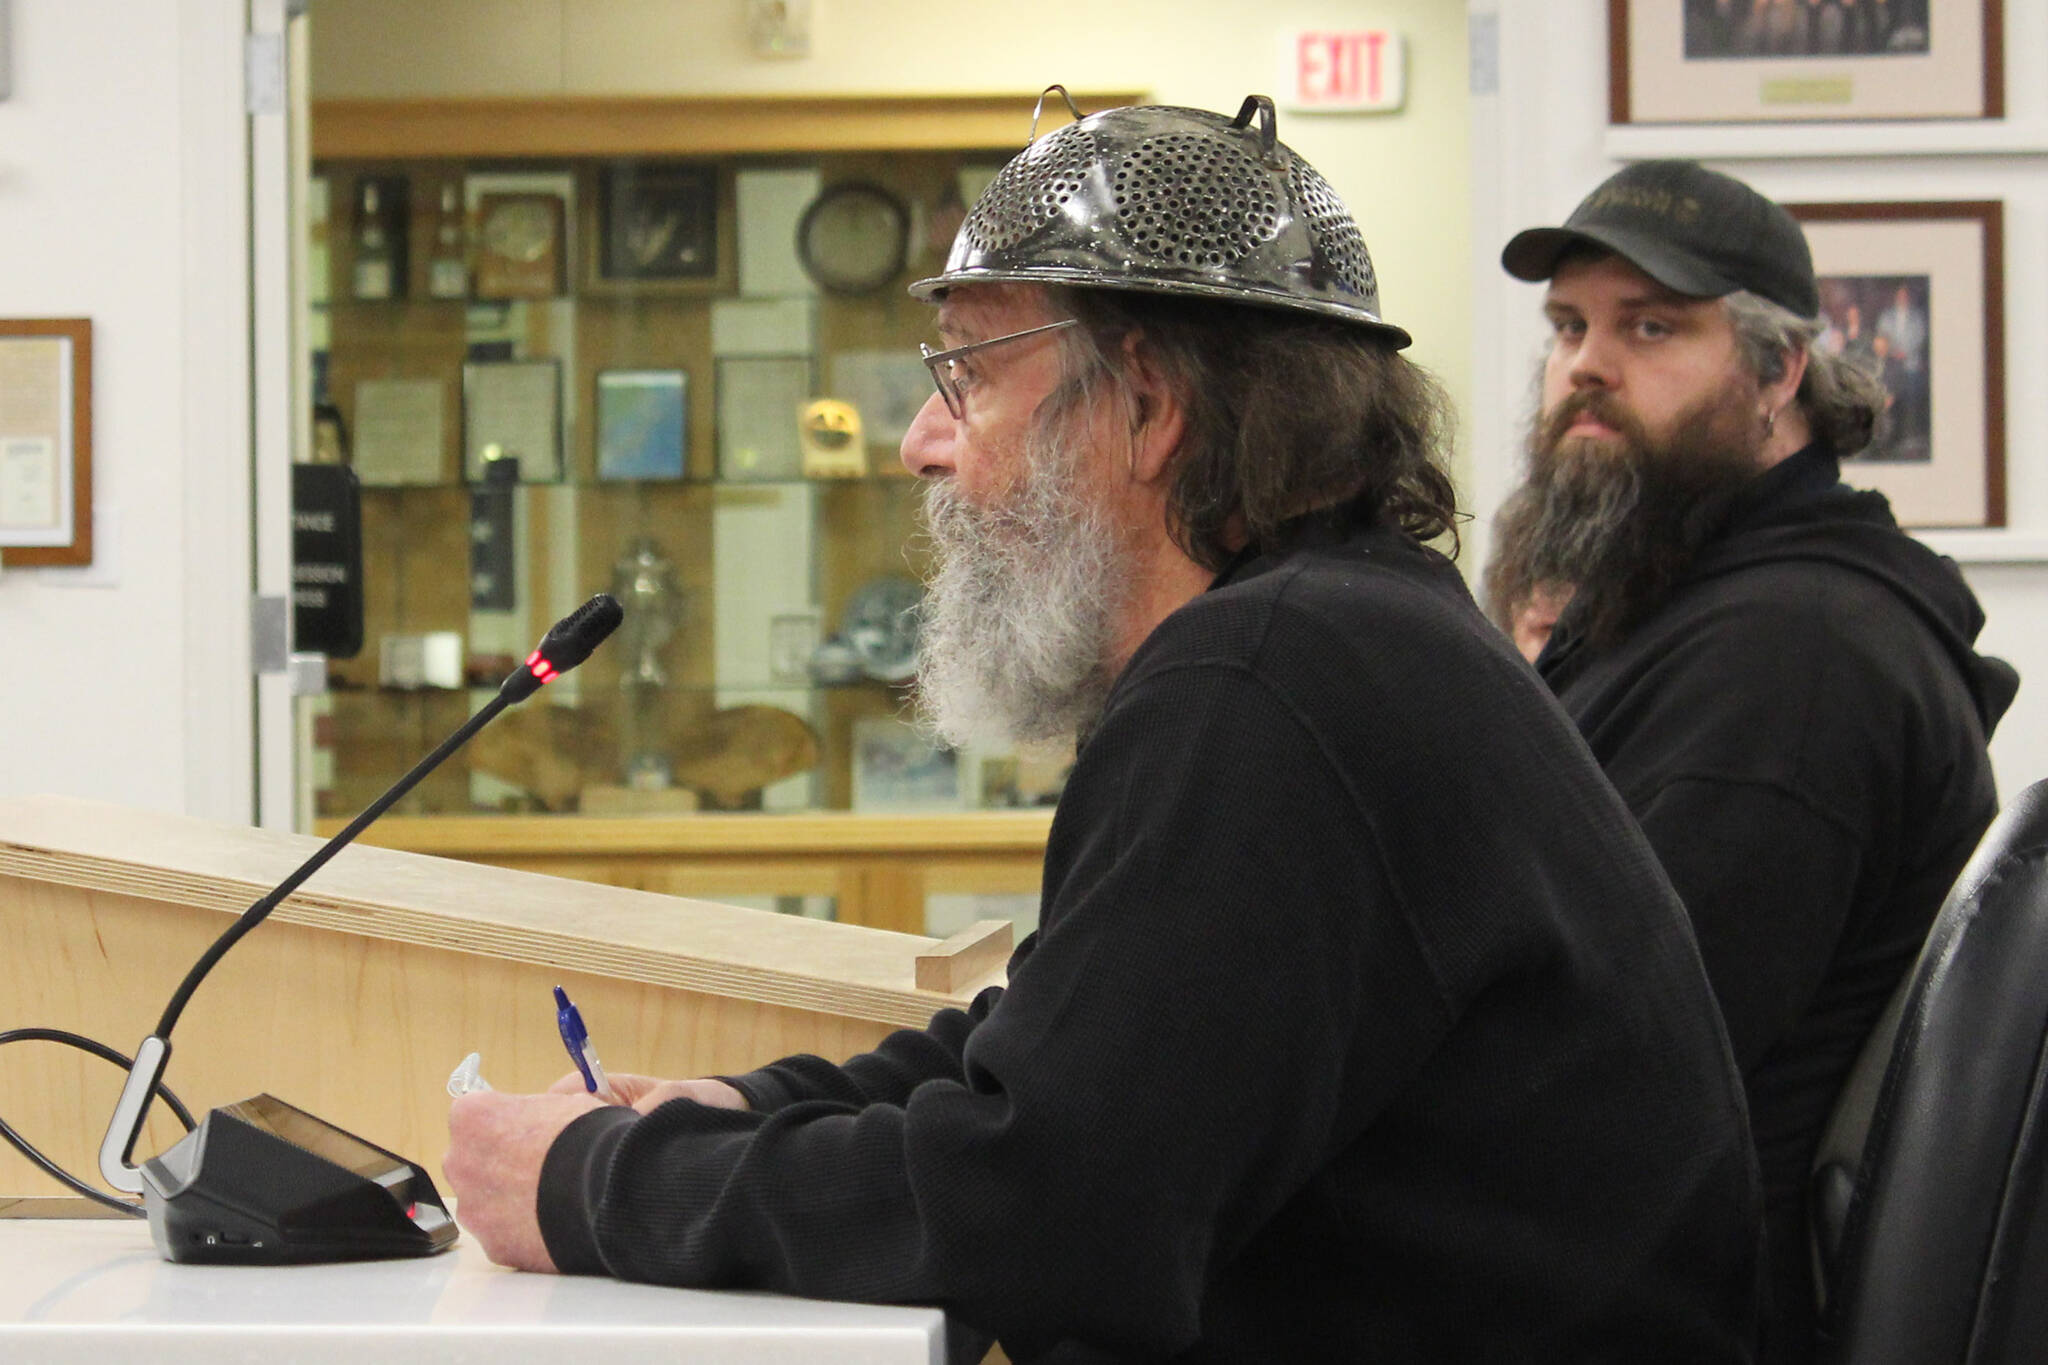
[554, 985, 620, 1103]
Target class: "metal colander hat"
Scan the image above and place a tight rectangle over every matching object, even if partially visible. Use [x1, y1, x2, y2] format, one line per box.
[910, 91, 1410, 348]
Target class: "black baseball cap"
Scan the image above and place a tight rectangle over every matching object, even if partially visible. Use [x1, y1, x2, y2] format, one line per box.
[1501, 160, 1818, 319]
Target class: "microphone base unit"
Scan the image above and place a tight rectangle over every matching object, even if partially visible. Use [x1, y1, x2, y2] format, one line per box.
[75, 597, 624, 1262]
[139, 1093, 456, 1264]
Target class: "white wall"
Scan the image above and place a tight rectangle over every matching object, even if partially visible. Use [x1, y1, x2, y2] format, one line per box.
[1469, 0, 2048, 795]
[309, 0, 1475, 482]
[0, 0, 256, 819]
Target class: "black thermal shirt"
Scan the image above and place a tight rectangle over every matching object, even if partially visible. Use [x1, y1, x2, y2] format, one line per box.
[540, 512, 1762, 1363]
[1537, 444, 2018, 1365]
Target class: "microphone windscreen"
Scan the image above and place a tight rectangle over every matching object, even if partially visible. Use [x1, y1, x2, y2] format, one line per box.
[498, 594, 625, 703]
[538, 594, 624, 671]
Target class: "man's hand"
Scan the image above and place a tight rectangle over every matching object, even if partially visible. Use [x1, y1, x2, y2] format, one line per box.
[546, 1070, 750, 1114]
[443, 1090, 606, 1272]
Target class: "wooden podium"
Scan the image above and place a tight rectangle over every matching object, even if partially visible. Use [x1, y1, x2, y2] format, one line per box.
[0, 794, 1012, 1200]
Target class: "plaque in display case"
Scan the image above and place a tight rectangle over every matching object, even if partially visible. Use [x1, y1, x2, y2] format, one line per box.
[350, 377, 445, 486]
[289, 462, 364, 660]
[593, 162, 723, 286]
[473, 192, 565, 299]
[462, 359, 562, 483]
[596, 369, 688, 481]
[716, 356, 810, 481]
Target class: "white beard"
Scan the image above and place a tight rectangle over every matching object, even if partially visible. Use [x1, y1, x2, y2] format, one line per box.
[913, 425, 1127, 749]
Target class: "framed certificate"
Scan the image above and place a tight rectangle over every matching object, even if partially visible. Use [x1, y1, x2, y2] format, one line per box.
[0, 317, 92, 567]
[462, 359, 562, 483]
[715, 356, 811, 481]
[350, 377, 446, 486]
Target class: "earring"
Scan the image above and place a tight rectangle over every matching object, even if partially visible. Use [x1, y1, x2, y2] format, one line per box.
[1763, 407, 1778, 438]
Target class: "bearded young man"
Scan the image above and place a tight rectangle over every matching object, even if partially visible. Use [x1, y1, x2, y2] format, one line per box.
[445, 101, 1762, 1363]
[1487, 159, 2018, 1365]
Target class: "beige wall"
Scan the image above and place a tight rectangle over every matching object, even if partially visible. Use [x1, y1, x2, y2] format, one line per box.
[310, 0, 1474, 494]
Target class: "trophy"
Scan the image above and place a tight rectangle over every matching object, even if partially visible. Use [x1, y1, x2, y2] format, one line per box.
[611, 538, 687, 793]
[611, 538, 685, 690]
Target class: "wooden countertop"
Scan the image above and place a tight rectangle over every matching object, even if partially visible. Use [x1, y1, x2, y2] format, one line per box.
[0, 796, 1012, 1028]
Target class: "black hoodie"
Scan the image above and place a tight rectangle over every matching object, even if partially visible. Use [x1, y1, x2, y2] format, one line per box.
[1538, 443, 2019, 1365]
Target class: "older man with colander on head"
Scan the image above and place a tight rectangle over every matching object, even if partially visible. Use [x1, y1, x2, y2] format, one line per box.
[445, 93, 1761, 1363]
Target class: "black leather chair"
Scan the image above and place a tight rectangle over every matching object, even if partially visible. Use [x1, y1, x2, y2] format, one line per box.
[1809, 778, 2048, 1364]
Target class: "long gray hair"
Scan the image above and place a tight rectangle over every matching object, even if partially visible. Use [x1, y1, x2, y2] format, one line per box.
[1044, 286, 1460, 570]
[1723, 290, 1889, 457]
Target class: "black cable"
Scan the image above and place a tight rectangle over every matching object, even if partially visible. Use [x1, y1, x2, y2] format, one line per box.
[155, 692, 509, 1041]
[154, 597, 616, 1043]
[29, 601, 619, 1211]
[0, 1028, 197, 1217]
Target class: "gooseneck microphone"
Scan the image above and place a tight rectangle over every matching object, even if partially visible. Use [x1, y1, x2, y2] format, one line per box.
[498, 592, 624, 702]
[95, 594, 622, 1263]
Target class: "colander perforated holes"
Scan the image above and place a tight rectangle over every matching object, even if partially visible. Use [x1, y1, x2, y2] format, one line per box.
[963, 125, 1099, 253]
[1109, 131, 1281, 268]
[925, 103, 1400, 338]
[1288, 163, 1377, 302]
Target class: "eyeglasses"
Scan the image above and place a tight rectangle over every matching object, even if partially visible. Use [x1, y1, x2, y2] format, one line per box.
[918, 319, 1079, 420]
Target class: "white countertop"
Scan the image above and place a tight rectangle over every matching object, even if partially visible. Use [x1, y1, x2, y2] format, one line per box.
[0, 1217, 943, 1363]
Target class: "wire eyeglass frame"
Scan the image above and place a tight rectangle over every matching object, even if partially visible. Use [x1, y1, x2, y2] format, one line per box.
[918, 319, 1080, 420]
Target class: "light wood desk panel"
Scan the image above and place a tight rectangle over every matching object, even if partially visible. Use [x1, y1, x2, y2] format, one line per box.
[0, 796, 1008, 1201]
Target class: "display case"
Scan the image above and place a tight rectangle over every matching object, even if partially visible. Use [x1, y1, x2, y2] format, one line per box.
[296, 95, 1139, 929]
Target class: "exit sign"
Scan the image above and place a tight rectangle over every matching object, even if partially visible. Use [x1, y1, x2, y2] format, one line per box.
[1279, 29, 1406, 113]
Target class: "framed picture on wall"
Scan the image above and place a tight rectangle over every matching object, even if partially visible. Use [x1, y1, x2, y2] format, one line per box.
[582, 162, 735, 295]
[1786, 200, 2004, 528]
[0, 317, 92, 567]
[1610, 1, 2003, 124]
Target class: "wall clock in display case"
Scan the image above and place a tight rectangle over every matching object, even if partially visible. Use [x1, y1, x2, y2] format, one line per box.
[797, 182, 911, 295]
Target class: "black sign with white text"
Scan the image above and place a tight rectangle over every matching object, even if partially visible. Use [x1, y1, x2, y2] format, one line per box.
[292, 463, 364, 659]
